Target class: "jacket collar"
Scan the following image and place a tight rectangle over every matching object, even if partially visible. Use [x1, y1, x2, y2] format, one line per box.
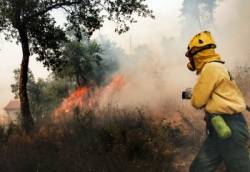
[193, 49, 222, 75]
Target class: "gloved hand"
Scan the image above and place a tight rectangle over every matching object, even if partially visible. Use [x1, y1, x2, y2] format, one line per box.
[182, 88, 192, 99]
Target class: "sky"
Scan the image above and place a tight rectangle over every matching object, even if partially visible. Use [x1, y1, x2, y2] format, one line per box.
[0, 0, 249, 114]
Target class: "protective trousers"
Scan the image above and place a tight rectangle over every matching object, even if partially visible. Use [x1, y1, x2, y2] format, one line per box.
[190, 113, 250, 172]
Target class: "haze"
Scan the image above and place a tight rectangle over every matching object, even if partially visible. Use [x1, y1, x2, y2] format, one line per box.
[0, 0, 249, 114]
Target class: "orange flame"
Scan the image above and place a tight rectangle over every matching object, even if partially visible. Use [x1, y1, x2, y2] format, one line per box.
[53, 75, 125, 120]
[53, 87, 90, 119]
[99, 75, 125, 96]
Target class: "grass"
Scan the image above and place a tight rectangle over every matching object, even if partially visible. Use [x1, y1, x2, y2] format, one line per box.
[0, 107, 194, 172]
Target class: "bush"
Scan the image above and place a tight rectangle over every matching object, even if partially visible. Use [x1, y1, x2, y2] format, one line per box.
[0, 107, 188, 172]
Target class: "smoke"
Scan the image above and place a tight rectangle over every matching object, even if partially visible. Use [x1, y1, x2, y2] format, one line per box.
[213, 0, 250, 68]
[182, 0, 218, 26]
[97, 0, 250, 109]
[181, 0, 219, 40]
[181, 0, 250, 67]
[97, 40, 194, 110]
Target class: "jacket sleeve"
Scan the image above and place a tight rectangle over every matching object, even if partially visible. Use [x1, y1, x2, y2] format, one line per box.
[191, 63, 222, 109]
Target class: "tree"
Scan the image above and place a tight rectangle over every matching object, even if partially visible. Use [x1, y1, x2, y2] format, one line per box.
[57, 40, 103, 87]
[96, 36, 126, 84]
[11, 69, 36, 99]
[0, 0, 154, 132]
[11, 70, 72, 122]
[56, 37, 127, 87]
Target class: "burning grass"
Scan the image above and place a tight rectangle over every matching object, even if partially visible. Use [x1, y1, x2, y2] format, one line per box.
[53, 75, 126, 121]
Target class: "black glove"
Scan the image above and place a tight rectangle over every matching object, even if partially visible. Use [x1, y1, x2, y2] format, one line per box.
[182, 88, 192, 99]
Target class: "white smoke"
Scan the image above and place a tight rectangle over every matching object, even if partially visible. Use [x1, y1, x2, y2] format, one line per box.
[213, 0, 250, 67]
[98, 0, 250, 109]
[181, 0, 219, 41]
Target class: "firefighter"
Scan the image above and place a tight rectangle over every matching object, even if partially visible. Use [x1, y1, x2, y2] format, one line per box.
[184, 31, 250, 172]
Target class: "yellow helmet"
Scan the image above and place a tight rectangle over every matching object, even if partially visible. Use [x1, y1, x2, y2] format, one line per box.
[185, 31, 216, 58]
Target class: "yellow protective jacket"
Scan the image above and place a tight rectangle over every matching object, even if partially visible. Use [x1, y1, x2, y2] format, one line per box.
[191, 49, 246, 114]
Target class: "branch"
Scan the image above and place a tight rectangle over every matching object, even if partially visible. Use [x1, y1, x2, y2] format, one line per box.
[61, 6, 72, 14]
[27, 0, 83, 19]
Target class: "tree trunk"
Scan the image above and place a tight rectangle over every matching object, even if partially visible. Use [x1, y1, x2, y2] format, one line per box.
[76, 74, 81, 88]
[18, 26, 34, 133]
[76, 73, 88, 87]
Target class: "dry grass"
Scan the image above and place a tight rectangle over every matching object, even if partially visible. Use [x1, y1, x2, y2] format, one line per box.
[0, 107, 198, 172]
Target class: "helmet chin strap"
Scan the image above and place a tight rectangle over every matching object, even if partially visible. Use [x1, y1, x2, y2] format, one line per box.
[187, 57, 196, 71]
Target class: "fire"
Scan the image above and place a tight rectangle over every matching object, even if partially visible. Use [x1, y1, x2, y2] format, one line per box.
[99, 75, 125, 96]
[53, 75, 125, 120]
[53, 87, 90, 119]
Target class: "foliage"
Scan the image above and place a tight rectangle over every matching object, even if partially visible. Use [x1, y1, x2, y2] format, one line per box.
[11, 69, 36, 98]
[0, 107, 186, 172]
[31, 76, 71, 121]
[55, 39, 103, 86]
[55, 37, 125, 87]
[11, 70, 72, 122]
[97, 36, 126, 84]
[10, 37, 125, 122]
[0, 0, 154, 71]
[0, 0, 154, 132]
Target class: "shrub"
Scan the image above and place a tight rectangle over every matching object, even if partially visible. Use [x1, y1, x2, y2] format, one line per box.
[0, 107, 189, 172]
